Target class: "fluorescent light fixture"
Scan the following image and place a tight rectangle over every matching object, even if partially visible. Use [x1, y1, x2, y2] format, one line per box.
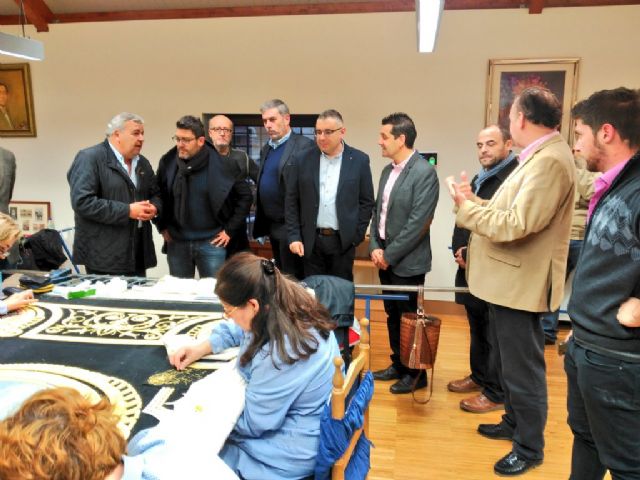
[416, 0, 444, 53]
[0, 31, 44, 61]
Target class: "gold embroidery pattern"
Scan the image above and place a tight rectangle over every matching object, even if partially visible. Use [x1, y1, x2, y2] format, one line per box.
[0, 305, 48, 338]
[21, 303, 223, 345]
[0, 363, 142, 438]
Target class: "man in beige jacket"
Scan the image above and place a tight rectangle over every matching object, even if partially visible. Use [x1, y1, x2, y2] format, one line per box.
[449, 87, 575, 476]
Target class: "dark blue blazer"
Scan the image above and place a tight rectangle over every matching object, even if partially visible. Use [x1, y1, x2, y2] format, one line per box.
[285, 143, 374, 254]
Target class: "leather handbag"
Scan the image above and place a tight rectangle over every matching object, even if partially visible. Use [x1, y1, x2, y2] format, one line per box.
[399, 285, 441, 403]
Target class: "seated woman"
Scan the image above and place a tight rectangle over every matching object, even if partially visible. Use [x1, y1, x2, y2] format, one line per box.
[0, 213, 35, 313]
[0, 386, 240, 480]
[170, 252, 340, 480]
[0, 387, 126, 480]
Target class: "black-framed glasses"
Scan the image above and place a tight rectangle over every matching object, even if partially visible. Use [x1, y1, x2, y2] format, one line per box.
[314, 128, 342, 137]
[209, 127, 233, 134]
[172, 135, 196, 144]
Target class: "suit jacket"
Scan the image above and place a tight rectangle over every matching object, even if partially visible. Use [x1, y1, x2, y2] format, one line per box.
[0, 146, 16, 214]
[67, 140, 162, 273]
[155, 143, 252, 239]
[369, 151, 439, 277]
[285, 143, 374, 254]
[456, 135, 575, 313]
[452, 155, 518, 306]
[253, 133, 314, 238]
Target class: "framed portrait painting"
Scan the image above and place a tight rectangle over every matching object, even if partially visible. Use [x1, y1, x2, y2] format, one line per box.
[485, 58, 580, 143]
[0, 63, 37, 137]
[9, 200, 50, 235]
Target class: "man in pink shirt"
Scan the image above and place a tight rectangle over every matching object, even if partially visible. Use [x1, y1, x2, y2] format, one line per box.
[369, 112, 439, 395]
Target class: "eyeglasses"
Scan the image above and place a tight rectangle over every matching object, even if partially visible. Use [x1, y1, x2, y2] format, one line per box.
[314, 128, 342, 137]
[172, 135, 196, 144]
[209, 127, 233, 135]
[222, 305, 239, 319]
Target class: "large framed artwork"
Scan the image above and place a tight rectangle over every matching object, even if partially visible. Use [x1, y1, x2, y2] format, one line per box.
[9, 200, 50, 235]
[0, 63, 37, 137]
[485, 58, 580, 143]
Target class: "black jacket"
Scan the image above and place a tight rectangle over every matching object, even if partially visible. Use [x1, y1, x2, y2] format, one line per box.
[155, 143, 252, 244]
[67, 140, 161, 274]
[452, 156, 518, 306]
[285, 143, 374, 254]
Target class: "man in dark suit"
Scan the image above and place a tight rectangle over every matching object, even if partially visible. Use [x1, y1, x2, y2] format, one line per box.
[369, 112, 439, 394]
[285, 109, 374, 280]
[253, 99, 314, 278]
[448, 125, 517, 413]
[68, 112, 161, 277]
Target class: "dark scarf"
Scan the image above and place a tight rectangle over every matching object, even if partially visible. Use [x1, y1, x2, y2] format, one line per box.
[172, 146, 209, 225]
[473, 151, 517, 192]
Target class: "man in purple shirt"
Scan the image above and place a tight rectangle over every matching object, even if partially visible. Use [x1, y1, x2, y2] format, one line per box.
[565, 87, 640, 480]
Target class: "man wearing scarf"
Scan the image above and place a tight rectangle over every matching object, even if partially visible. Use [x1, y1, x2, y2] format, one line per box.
[448, 125, 517, 414]
[156, 116, 252, 278]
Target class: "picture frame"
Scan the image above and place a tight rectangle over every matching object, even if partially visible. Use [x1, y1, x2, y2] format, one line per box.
[9, 200, 50, 235]
[485, 58, 580, 144]
[0, 63, 37, 137]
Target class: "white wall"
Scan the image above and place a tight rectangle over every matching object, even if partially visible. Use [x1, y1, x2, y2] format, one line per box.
[1, 5, 638, 294]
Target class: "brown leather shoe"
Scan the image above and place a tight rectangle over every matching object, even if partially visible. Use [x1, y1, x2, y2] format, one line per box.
[447, 375, 481, 393]
[460, 393, 504, 413]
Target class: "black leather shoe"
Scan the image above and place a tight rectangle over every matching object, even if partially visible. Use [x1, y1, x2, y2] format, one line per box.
[494, 451, 542, 476]
[373, 365, 401, 381]
[390, 373, 427, 394]
[478, 422, 513, 440]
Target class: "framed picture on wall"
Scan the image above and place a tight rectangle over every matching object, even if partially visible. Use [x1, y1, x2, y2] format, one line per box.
[0, 63, 37, 137]
[485, 58, 580, 144]
[9, 201, 50, 235]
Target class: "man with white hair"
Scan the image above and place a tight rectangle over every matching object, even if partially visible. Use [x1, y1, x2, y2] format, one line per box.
[68, 112, 161, 276]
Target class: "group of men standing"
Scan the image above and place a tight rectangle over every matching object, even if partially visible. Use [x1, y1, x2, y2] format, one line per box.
[66, 87, 640, 478]
[447, 86, 640, 478]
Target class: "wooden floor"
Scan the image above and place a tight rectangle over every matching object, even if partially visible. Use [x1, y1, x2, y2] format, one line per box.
[359, 302, 602, 480]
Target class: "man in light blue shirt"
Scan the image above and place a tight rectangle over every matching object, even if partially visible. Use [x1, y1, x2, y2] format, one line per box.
[286, 110, 374, 280]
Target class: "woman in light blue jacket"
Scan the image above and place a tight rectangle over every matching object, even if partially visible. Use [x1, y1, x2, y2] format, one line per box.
[170, 252, 340, 480]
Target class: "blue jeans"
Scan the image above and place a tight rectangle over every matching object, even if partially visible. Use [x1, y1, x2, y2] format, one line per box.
[166, 239, 226, 279]
[540, 239, 582, 341]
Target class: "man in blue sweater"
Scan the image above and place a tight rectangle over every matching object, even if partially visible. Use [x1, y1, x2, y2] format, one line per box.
[253, 99, 313, 279]
[565, 87, 640, 480]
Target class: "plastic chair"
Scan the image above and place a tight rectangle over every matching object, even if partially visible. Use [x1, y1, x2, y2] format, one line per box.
[314, 317, 373, 480]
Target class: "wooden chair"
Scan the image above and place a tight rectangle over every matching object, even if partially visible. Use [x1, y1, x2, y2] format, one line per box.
[330, 317, 371, 480]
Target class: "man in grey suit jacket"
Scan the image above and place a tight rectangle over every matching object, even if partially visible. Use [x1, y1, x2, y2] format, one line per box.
[286, 109, 374, 280]
[0, 146, 16, 268]
[0, 146, 16, 214]
[253, 99, 313, 279]
[369, 112, 439, 394]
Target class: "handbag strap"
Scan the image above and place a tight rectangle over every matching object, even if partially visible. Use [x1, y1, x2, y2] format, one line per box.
[410, 319, 436, 404]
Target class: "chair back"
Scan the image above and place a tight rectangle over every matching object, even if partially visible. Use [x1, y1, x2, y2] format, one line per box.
[329, 317, 371, 480]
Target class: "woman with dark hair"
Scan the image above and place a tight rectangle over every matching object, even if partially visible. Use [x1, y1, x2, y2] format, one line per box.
[170, 252, 340, 480]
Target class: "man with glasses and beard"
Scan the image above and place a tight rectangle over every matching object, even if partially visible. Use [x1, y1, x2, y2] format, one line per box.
[156, 115, 251, 278]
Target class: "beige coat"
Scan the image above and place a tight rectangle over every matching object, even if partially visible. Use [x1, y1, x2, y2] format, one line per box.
[456, 135, 575, 313]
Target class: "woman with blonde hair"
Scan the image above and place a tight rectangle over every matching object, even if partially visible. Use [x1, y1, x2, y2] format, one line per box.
[170, 252, 340, 480]
[0, 212, 35, 312]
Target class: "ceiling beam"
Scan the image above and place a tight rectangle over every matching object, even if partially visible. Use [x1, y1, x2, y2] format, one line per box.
[1, 0, 639, 28]
[44, 1, 416, 24]
[529, 0, 546, 13]
[13, 0, 55, 32]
